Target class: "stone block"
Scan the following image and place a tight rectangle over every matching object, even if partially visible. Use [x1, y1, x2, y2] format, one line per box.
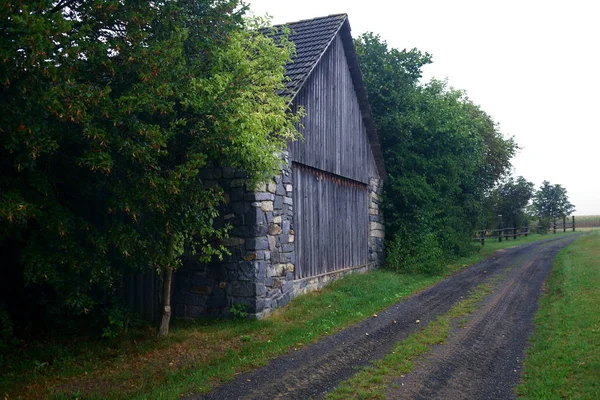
[249, 224, 268, 237]
[370, 222, 384, 231]
[369, 215, 381, 222]
[222, 237, 245, 247]
[369, 207, 379, 215]
[288, 234, 295, 243]
[244, 208, 266, 226]
[231, 188, 244, 202]
[190, 286, 212, 296]
[274, 196, 283, 210]
[184, 305, 205, 319]
[268, 235, 277, 251]
[285, 184, 293, 192]
[246, 237, 269, 250]
[268, 223, 282, 235]
[206, 293, 227, 308]
[222, 167, 235, 179]
[371, 230, 385, 238]
[266, 212, 274, 223]
[282, 280, 293, 294]
[285, 263, 295, 272]
[232, 201, 249, 215]
[267, 182, 277, 194]
[276, 183, 286, 196]
[246, 192, 275, 202]
[234, 169, 247, 178]
[283, 196, 293, 206]
[282, 220, 291, 234]
[230, 179, 246, 188]
[273, 215, 282, 224]
[281, 243, 294, 253]
[261, 201, 274, 212]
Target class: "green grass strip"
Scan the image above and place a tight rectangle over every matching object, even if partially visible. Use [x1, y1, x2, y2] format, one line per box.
[517, 231, 600, 399]
[326, 283, 493, 400]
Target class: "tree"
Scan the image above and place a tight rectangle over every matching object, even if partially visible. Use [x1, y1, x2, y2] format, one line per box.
[531, 181, 575, 224]
[0, 1, 300, 336]
[354, 33, 516, 272]
[482, 176, 534, 228]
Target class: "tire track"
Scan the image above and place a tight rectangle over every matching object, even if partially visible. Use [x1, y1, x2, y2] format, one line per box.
[387, 236, 579, 400]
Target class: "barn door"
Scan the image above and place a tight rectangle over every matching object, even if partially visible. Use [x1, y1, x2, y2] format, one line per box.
[292, 163, 368, 279]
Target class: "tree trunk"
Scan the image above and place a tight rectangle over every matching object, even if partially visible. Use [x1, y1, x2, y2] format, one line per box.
[157, 235, 175, 337]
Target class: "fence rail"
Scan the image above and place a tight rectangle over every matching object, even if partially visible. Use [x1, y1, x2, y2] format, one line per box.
[474, 215, 578, 246]
[473, 227, 530, 245]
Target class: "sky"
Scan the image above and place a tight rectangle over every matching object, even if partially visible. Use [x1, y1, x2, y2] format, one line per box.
[248, 0, 600, 215]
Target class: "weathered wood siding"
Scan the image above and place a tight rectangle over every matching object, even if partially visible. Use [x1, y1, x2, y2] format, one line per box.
[290, 34, 378, 183]
[293, 163, 369, 279]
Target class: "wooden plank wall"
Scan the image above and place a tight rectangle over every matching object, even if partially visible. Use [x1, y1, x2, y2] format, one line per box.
[293, 163, 369, 279]
[122, 270, 161, 323]
[290, 34, 376, 183]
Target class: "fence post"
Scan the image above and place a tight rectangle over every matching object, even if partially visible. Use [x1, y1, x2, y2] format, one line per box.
[513, 221, 517, 239]
[572, 215, 575, 232]
[498, 215, 502, 243]
[480, 230, 485, 246]
[525, 221, 529, 237]
[563, 216, 566, 232]
[553, 217, 556, 234]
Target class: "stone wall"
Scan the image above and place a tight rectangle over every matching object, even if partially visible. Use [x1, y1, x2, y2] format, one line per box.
[174, 157, 385, 319]
[368, 177, 385, 265]
[174, 152, 296, 319]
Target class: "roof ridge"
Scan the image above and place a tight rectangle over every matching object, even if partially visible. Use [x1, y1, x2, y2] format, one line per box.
[271, 13, 347, 28]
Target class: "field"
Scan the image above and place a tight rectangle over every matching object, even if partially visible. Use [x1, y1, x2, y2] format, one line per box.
[573, 215, 600, 229]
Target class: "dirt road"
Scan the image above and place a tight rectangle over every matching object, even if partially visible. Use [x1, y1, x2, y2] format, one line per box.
[196, 235, 580, 400]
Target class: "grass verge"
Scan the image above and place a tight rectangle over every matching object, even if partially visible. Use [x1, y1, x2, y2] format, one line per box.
[516, 230, 600, 399]
[0, 230, 581, 399]
[325, 283, 493, 400]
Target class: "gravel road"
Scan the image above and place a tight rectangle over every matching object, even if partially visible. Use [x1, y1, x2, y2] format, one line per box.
[195, 235, 580, 400]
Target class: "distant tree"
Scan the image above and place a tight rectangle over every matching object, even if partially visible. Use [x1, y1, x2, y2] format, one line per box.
[354, 33, 516, 273]
[0, 1, 299, 336]
[531, 181, 575, 224]
[483, 176, 535, 228]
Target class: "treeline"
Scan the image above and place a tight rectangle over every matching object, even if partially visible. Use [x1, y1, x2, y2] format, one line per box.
[355, 34, 576, 272]
[354, 34, 517, 273]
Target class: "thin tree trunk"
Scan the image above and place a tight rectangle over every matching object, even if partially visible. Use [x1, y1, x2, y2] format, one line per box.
[157, 235, 175, 337]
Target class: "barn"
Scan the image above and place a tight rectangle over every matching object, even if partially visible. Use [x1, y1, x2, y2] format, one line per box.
[173, 14, 386, 318]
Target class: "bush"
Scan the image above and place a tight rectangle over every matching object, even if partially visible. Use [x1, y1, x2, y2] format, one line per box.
[386, 231, 447, 275]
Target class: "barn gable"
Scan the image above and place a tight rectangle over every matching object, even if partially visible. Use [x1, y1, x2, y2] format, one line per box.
[173, 14, 385, 319]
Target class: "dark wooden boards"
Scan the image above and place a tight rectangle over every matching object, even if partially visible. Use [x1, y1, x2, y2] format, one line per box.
[293, 163, 368, 279]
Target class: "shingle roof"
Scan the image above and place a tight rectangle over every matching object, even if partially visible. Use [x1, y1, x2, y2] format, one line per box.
[269, 14, 347, 98]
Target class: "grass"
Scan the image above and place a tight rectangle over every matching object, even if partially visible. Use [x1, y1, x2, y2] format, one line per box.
[1, 271, 440, 399]
[0, 230, 585, 399]
[517, 230, 600, 399]
[326, 283, 493, 400]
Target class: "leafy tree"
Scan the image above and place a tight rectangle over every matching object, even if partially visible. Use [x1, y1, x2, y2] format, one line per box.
[0, 1, 300, 336]
[482, 176, 534, 228]
[354, 33, 516, 272]
[531, 181, 575, 225]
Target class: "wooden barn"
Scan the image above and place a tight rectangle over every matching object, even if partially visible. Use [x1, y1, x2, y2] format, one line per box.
[173, 14, 386, 318]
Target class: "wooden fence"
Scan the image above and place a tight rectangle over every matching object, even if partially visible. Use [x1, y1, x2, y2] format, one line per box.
[473, 226, 530, 246]
[474, 215, 578, 246]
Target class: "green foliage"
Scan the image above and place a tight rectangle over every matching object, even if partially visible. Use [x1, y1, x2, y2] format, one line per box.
[481, 175, 534, 228]
[531, 181, 575, 223]
[354, 33, 516, 273]
[230, 304, 248, 320]
[0, 1, 300, 332]
[101, 304, 144, 339]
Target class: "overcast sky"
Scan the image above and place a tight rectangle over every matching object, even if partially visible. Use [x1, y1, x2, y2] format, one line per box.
[248, 0, 600, 215]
